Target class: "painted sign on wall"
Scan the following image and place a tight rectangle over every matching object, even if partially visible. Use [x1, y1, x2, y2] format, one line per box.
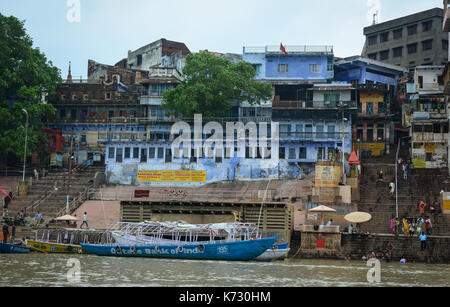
[138, 171, 207, 182]
[315, 164, 341, 187]
[354, 143, 385, 156]
[412, 159, 426, 169]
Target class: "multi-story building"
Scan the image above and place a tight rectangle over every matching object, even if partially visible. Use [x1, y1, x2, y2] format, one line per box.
[403, 66, 447, 169]
[362, 8, 448, 69]
[441, 0, 450, 175]
[335, 56, 408, 156]
[243, 45, 356, 172]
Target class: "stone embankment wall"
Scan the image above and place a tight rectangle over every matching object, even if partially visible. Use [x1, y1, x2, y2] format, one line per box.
[290, 232, 450, 263]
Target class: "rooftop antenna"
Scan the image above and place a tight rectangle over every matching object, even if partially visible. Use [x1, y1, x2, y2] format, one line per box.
[373, 10, 379, 25]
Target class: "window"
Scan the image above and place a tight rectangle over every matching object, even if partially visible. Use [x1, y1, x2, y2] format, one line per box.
[422, 40, 433, 51]
[443, 40, 448, 51]
[133, 147, 139, 159]
[317, 147, 326, 161]
[296, 125, 303, 138]
[380, 32, 389, 42]
[116, 148, 123, 163]
[137, 54, 142, 66]
[140, 149, 147, 163]
[328, 125, 335, 139]
[422, 20, 432, 32]
[393, 29, 403, 40]
[393, 47, 403, 58]
[316, 125, 325, 139]
[358, 102, 362, 113]
[124, 147, 130, 159]
[366, 102, 374, 115]
[379, 50, 389, 60]
[278, 64, 288, 73]
[280, 124, 291, 138]
[108, 147, 115, 159]
[310, 64, 321, 73]
[149, 84, 172, 96]
[299, 147, 307, 159]
[279, 147, 286, 159]
[149, 147, 155, 159]
[289, 148, 296, 159]
[324, 94, 339, 107]
[327, 57, 333, 72]
[83, 94, 89, 101]
[305, 125, 313, 139]
[105, 92, 111, 100]
[378, 102, 386, 113]
[407, 43, 417, 54]
[252, 64, 261, 74]
[368, 53, 377, 60]
[368, 35, 377, 45]
[408, 24, 417, 36]
[157, 148, 164, 159]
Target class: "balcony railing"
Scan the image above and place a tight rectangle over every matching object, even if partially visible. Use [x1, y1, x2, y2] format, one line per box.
[98, 132, 147, 142]
[279, 132, 348, 141]
[273, 100, 357, 109]
[412, 133, 449, 142]
[416, 83, 444, 92]
[243, 45, 334, 54]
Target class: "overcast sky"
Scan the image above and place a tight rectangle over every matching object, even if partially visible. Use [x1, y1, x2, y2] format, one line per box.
[0, 0, 444, 79]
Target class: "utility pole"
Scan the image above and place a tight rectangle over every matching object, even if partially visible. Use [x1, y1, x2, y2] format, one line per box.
[395, 139, 400, 219]
[22, 109, 29, 182]
[66, 136, 73, 215]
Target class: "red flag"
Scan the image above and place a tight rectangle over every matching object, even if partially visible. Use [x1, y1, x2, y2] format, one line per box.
[280, 43, 289, 55]
[0, 188, 13, 207]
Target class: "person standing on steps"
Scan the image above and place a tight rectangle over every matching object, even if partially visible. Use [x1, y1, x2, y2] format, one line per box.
[2, 223, 9, 243]
[389, 182, 395, 197]
[80, 212, 89, 229]
[420, 232, 427, 251]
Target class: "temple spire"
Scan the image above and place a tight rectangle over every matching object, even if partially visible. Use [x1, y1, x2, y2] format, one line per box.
[66, 61, 73, 84]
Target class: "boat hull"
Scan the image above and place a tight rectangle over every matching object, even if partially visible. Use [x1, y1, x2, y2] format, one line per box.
[26, 240, 83, 254]
[81, 236, 278, 261]
[0, 243, 31, 254]
[254, 248, 290, 261]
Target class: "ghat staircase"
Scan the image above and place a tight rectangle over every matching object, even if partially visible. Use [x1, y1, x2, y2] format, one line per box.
[357, 149, 450, 236]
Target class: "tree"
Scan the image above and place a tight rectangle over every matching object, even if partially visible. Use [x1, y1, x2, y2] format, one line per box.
[0, 13, 61, 164]
[162, 51, 273, 118]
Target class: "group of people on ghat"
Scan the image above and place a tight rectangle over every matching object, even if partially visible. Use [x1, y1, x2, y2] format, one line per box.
[390, 216, 433, 237]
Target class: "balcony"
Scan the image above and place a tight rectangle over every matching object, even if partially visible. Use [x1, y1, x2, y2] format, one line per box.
[272, 99, 356, 109]
[139, 96, 163, 106]
[279, 132, 347, 142]
[416, 82, 444, 92]
[98, 132, 147, 142]
[355, 83, 389, 92]
[412, 133, 449, 142]
[411, 110, 447, 121]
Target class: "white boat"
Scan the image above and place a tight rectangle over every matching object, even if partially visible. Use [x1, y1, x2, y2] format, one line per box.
[254, 247, 290, 261]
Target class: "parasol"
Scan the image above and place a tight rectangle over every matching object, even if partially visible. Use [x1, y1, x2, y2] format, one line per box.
[56, 215, 80, 222]
[308, 205, 336, 225]
[344, 212, 372, 224]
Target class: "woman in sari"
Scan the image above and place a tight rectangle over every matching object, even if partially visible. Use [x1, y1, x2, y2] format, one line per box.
[403, 219, 410, 236]
[390, 218, 395, 234]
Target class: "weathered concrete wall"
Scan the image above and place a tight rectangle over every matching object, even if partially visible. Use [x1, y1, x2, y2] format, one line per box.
[290, 232, 450, 263]
[106, 159, 304, 187]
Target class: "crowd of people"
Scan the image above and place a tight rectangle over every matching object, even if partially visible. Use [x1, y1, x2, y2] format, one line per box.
[389, 216, 433, 236]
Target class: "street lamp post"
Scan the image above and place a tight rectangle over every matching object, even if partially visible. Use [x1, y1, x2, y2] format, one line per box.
[22, 109, 29, 182]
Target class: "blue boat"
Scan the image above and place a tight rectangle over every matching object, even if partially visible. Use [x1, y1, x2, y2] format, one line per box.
[0, 243, 31, 254]
[81, 236, 278, 261]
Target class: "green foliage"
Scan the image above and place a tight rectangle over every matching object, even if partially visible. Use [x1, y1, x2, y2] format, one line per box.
[0, 13, 61, 162]
[162, 51, 273, 118]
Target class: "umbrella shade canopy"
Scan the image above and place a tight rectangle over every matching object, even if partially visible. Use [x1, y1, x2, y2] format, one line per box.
[56, 215, 80, 221]
[308, 205, 336, 213]
[344, 212, 372, 224]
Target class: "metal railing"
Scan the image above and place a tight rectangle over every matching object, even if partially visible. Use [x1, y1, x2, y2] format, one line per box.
[244, 46, 334, 54]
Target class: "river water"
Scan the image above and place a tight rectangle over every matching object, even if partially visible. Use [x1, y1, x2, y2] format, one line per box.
[0, 254, 449, 287]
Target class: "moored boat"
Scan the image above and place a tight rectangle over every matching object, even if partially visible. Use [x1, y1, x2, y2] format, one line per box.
[81, 236, 278, 261]
[254, 243, 290, 261]
[0, 242, 31, 254]
[26, 240, 82, 254]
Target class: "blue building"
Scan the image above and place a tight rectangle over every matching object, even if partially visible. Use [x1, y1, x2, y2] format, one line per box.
[243, 45, 356, 169]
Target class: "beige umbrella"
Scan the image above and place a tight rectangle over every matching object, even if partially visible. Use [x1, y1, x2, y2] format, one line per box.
[344, 212, 372, 224]
[56, 215, 80, 222]
[308, 205, 336, 225]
